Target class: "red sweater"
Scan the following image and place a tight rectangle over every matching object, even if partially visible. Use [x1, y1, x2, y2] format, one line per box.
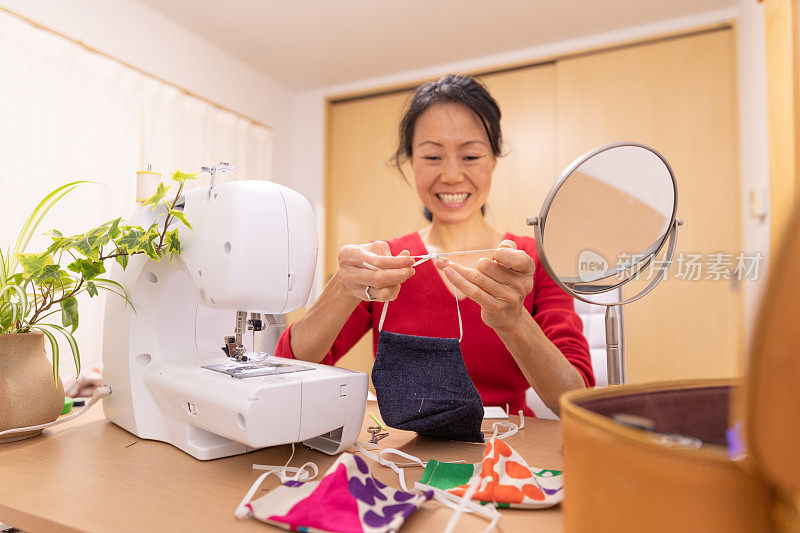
[275, 232, 594, 416]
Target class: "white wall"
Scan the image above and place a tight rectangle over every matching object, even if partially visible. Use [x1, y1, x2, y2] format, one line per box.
[0, 0, 295, 181]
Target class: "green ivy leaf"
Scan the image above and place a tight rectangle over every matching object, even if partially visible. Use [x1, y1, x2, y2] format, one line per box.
[115, 253, 129, 270]
[71, 235, 99, 260]
[169, 210, 193, 230]
[86, 281, 98, 297]
[170, 170, 198, 184]
[84, 226, 113, 250]
[142, 238, 159, 260]
[61, 296, 79, 333]
[115, 228, 145, 252]
[67, 258, 106, 280]
[108, 218, 122, 239]
[36, 264, 63, 284]
[146, 221, 161, 239]
[46, 233, 77, 255]
[141, 182, 169, 210]
[15, 252, 54, 278]
[165, 228, 181, 255]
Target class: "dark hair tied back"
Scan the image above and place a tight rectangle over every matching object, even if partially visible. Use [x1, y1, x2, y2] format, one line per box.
[393, 74, 503, 172]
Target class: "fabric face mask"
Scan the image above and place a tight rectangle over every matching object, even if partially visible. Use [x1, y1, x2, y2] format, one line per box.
[417, 435, 563, 509]
[371, 268, 484, 443]
[240, 452, 433, 533]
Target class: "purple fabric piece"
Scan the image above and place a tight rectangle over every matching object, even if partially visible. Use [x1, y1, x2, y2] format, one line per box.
[393, 491, 414, 502]
[363, 503, 419, 527]
[349, 476, 388, 506]
[354, 454, 370, 474]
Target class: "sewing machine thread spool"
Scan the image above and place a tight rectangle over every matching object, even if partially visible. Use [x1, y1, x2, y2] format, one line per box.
[136, 163, 162, 205]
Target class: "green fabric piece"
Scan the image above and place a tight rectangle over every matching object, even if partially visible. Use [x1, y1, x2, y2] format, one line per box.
[61, 396, 73, 415]
[419, 460, 478, 489]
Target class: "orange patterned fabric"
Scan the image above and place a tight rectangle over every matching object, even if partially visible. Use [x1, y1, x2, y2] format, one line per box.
[447, 438, 563, 509]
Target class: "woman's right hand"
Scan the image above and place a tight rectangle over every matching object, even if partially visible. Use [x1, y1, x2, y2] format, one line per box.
[335, 241, 415, 302]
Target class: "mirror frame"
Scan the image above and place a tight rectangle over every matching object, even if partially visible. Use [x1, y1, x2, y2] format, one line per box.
[528, 141, 679, 307]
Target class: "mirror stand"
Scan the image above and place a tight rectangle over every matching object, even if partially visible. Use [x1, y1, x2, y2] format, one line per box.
[605, 305, 625, 385]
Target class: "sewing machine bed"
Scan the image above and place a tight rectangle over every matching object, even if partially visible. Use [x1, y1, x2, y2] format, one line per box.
[201, 358, 315, 379]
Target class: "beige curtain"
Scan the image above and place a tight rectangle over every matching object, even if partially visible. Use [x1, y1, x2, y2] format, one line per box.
[0, 11, 272, 374]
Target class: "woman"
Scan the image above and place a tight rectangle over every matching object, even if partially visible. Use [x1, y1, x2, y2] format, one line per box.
[276, 74, 593, 416]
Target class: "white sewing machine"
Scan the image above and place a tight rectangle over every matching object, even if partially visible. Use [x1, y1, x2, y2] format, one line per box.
[101, 169, 368, 460]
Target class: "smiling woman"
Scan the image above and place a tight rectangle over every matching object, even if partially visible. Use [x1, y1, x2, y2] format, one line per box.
[276, 75, 593, 423]
[393, 75, 502, 220]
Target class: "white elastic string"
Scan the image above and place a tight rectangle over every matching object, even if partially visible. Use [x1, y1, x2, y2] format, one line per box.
[0, 385, 112, 438]
[367, 248, 492, 341]
[412, 248, 498, 259]
[251, 463, 319, 481]
[412, 254, 435, 266]
[443, 472, 484, 533]
[355, 442, 430, 492]
[377, 273, 463, 342]
[235, 471, 272, 519]
[455, 288, 463, 342]
[488, 410, 525, 440]
[356, 443, 417, 491]
[235, 443, 319, 520]
[416, 483, 501, 532]
[355, 441, 466, 467]
[379, 299, 389, 331]
[415, 482, 500, 533]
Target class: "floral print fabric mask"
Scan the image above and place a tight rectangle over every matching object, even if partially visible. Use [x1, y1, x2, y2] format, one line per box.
[244, 453, 432, 533]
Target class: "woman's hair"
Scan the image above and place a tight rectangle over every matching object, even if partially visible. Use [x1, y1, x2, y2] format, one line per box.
[392, 74, 503, 221]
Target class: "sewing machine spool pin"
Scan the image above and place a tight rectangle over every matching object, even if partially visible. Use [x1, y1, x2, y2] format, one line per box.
[201, 162, 234, 201]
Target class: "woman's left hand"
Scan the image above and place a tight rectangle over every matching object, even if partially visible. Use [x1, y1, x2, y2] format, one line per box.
[435, 239, 535, 333]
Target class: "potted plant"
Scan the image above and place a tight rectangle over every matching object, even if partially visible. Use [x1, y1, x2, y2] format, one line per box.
[0, 170, 196, 442]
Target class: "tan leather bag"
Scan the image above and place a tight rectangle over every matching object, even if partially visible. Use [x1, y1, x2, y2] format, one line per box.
[560, 209, 800, 532]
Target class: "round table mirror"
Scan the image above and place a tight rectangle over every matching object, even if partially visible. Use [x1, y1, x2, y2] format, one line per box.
[527, 142, 682, 385]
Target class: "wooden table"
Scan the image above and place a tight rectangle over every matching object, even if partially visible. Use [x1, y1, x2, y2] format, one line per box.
[0, 403, 563, 532]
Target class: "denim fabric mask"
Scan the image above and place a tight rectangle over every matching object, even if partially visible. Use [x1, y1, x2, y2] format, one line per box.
[371, 283, 484, 443]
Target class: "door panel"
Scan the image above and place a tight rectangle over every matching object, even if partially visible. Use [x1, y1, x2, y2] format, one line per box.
[478, 65, 558, 236]
[326, 91, 419, 375]
[555, 29, 744, 381]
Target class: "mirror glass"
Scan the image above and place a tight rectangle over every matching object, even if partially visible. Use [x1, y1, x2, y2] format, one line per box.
[541, 145, 675, 290]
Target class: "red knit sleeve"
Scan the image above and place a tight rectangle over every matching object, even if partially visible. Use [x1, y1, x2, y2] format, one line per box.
[532, 256, 596, 388]
[275, 232, 418, 365]
[275, 301, 373, 365]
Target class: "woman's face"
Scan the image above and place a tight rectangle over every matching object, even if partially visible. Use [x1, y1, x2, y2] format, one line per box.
[410, 102, 497, 225]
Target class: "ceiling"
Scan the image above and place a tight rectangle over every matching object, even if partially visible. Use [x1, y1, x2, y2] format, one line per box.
[136, 0, 737, 90]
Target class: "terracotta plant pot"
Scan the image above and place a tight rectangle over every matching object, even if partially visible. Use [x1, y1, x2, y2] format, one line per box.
[0, 331, 65, 443]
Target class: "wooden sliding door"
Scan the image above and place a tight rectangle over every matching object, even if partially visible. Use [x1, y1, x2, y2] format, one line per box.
[555, 28, 743, 381]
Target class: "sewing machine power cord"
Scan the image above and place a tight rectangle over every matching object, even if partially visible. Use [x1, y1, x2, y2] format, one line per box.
[0, 386, 112, 439]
